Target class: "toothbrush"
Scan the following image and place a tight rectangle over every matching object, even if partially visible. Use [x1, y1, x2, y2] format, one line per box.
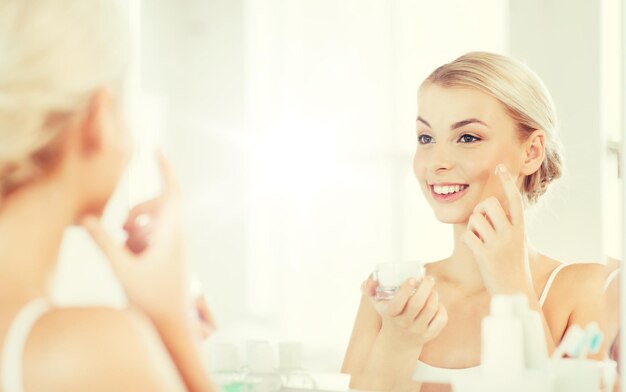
[551, 324, 585, 359]
[577, 322, 603, 359]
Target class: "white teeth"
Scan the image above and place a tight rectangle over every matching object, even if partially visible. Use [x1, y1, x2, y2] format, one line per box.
[433, 184, 467, 195]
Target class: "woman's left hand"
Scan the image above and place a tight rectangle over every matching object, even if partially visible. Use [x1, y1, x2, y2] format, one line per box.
[461, 164, 533, 295]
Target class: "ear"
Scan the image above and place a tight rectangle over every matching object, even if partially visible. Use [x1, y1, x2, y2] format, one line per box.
[79, 88, 112, 155]
[520, 129, 546, 176]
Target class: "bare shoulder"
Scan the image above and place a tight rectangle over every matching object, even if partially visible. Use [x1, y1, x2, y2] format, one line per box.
[546, 261, 607, 306]
[537, 261, 608, 344]
[556, 262, 607, 290]
[23, 306, 185, 392]
[548, 262, 608, 320]
[534, 258, 603, 300]
[552, 262, 615, 358]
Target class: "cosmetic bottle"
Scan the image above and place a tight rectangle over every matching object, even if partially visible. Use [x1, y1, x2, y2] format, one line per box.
[245, 340, 282, 392]
[278, 342, 317, 390]
[481, 295, 525, 380]
[454, 295, 552, 392]
[511, 294, 549, 369]
[210, 343, 249, 392]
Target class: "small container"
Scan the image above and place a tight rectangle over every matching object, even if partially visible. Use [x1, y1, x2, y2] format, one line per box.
[374, 261, 424, 300]
[600, 360, 617, 392]
[550, 358, 602, 392]
[245, 340, 281, 392]
[452, 368, 553, 392]
[210, 343, 249, 392]
[278, 342, 317, 390]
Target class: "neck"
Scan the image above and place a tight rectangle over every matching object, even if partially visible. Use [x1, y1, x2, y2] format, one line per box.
[0, 178, 77, 303]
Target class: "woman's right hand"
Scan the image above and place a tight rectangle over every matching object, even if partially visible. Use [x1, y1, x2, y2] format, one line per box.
[361, 275, 448, 347]
[81, 152, 191, 323]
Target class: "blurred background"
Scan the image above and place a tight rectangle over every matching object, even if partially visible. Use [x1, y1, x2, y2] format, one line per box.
[50, 0, 623, 371]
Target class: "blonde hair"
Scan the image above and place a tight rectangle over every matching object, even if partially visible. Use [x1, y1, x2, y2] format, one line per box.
[420, 51, 563, 204]
[0, 0, 129, 198]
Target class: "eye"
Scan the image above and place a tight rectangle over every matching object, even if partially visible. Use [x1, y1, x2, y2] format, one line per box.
[418, 134, 434, 144]
[458, 134, 481, 143]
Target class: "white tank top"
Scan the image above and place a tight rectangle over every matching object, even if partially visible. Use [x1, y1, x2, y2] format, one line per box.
[1, 299, 52, 392]
[413, 263, 568, 384]
[604, 268, 620, 292]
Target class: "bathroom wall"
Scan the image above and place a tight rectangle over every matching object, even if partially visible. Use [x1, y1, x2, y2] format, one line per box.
[509, 0, 623, 262]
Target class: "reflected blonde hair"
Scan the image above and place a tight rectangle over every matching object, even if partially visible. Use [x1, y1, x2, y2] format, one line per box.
[420, 51, 563, 204]
[0, 0, 129, 199]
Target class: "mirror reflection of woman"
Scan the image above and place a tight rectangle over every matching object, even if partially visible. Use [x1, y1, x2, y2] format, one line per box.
[0, 1, 215, 391]
[342, 52, 610, 392]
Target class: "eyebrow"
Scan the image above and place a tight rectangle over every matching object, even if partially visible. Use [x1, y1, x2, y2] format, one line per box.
[416, 116, 431, 128]
[451, 118, 488, 130]
[416, 116, 488, 130]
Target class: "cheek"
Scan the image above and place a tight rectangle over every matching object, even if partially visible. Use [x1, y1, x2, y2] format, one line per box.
[412, 151, 432, 196]
[464, 161, 493, 199]
[412, 150, 427, 180]
[455, 148, 493, 176]
[462, 150, 510, 199]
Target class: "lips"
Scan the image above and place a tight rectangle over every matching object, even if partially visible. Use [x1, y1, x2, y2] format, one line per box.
[432, 184, 468, 195]
[429, 183, 469, 203]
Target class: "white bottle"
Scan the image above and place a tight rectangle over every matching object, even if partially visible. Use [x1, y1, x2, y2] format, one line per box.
[278, 342, 317, 390]
[210, 343, 249, 392]
[481, 295, 525, 380]
[245, 340, 281, 392]
[511, 294, 549, 369]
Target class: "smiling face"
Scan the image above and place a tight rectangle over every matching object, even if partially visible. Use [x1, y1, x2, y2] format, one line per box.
[413, 84, 527, 224]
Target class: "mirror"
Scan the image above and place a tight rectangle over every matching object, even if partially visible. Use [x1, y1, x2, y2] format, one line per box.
[52, 0, 624, 378]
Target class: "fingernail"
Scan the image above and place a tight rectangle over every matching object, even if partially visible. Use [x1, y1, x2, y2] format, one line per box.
[408, 278, 417, 287]
[495, 164, 506, 174]
[427, 276, 435, 283]
[136, 214, 151, 227]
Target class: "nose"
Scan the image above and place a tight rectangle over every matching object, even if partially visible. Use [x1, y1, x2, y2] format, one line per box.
[428, 143, 454, 173]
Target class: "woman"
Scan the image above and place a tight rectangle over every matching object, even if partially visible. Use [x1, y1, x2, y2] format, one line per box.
[0, 1, 215, 391]
[342, 52, 609, 391]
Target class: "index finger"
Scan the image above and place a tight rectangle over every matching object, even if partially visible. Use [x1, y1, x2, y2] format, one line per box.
[495, 164, 524, 225]
[157, 150, 181, 197]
